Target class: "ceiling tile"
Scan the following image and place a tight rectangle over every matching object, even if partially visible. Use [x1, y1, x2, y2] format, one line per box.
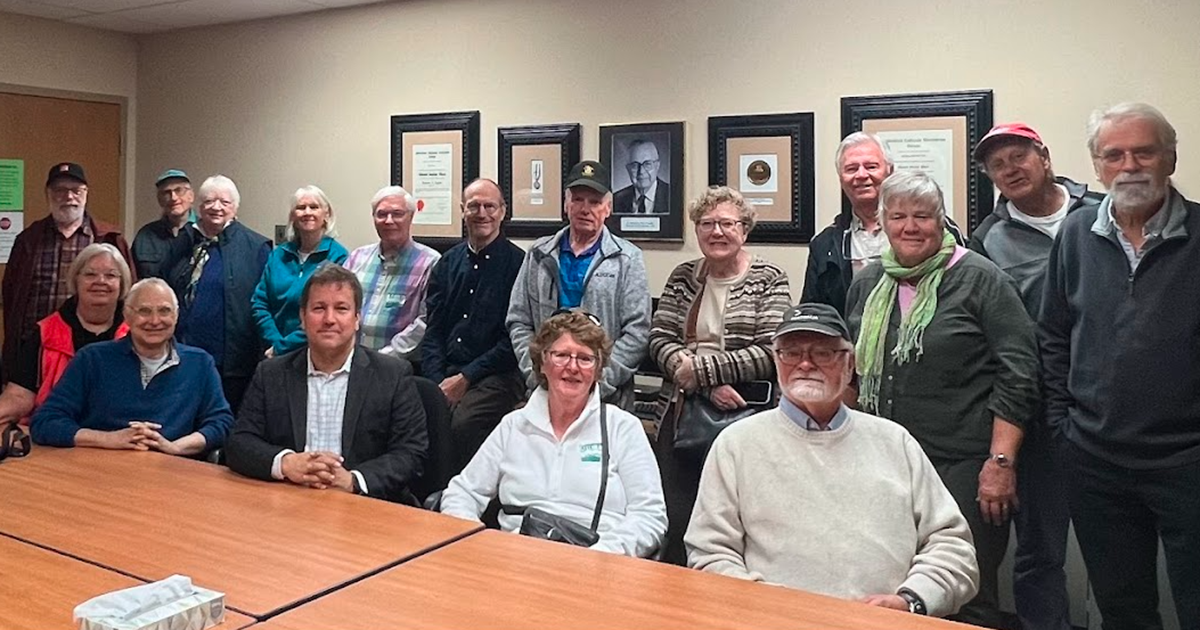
[0, 0, 89, 19]
[63, 10, 164, 32]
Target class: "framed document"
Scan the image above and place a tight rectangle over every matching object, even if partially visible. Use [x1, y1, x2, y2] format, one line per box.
[497, 123, 581, 239]
[841, 90, 994, 235]
[390, 110, 481, 251]
[708, 112, 816, 244]
[599, 121, 685, 242]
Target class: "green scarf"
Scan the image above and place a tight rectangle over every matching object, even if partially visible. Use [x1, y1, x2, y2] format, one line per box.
[856, 230, 957, 412]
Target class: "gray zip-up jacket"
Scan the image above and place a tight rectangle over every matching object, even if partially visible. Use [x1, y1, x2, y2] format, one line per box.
[506, 226, 651, 407]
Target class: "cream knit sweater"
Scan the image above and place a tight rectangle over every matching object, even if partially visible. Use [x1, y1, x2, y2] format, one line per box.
[684, 408, 979, 618]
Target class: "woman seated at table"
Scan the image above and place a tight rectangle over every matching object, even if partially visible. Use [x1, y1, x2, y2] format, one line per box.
[648, 186, 791, 565]
[251, 185, 349, 357]
[440, 310, 667, 558]
[0, 243, 131, 431]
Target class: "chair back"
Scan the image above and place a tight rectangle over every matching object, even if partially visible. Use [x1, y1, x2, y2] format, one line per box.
[410, 376, 454, 504]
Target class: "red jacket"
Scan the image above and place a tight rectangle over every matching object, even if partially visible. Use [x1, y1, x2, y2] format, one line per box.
[19, 311, 130, 426]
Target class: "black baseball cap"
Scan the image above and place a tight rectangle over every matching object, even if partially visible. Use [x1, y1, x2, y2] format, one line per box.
[46, 162, 87, 187]
[774, 303, 851, 341]
[565, 160, 610, 195]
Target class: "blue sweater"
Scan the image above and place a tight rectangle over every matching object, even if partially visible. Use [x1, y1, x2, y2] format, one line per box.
[30, 337, 234, 450]
[251, 236, 350, 355]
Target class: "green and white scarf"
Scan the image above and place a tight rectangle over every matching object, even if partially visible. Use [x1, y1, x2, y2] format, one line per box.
[856, 230, 957, 412]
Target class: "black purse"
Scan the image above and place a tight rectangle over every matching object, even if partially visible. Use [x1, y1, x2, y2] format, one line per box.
[508, 403, 609, 548]
[671, 385, 772, 462]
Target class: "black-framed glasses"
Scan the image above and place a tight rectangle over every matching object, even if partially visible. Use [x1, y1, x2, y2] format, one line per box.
[0, 424, 31, 462]
[776, 347, 849, 367]
[626, 159, 659, 172]
[551, 308, 602, 329]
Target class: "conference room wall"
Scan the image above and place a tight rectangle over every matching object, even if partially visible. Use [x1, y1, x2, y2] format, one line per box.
[132, 0, 1200, 300]
[0, 12, 139, 233]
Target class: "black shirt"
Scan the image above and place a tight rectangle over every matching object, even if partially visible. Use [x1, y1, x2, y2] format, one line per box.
[421, 236, 525, 383]
[12, 296, 126, 392]
[132, 216, 192, 279]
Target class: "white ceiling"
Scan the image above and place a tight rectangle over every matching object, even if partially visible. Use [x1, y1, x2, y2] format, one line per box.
[0, 0, 390, 33]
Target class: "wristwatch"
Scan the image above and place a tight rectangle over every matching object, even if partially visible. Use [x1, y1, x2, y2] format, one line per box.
[989, 453, 1013, 468]
[898, 589, 927, 615]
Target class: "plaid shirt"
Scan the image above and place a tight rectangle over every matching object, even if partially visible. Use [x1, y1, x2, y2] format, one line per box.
[24, 218, 94, 333]
[344, 240, 440, 356]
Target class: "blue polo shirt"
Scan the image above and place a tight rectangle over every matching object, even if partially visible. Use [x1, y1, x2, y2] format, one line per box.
[557, 231, 603, 309]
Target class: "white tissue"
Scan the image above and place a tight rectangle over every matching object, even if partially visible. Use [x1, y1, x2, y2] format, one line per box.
[73, 575, 224, 630]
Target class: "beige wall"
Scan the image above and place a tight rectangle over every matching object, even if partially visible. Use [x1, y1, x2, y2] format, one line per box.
[134, 0, 1200, 300]
[0, 12, 138, 231]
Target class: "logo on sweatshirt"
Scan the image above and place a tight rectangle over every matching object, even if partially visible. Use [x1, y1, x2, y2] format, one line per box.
[579, 443, 602, 462]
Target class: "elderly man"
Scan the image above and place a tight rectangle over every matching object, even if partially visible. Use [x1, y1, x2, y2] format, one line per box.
[344, 185, 441, 365]
[226, 265, 429, 504]
[507, 160, 651, 409]
[2, 162, 134, 382]
[686, 303, 979, 618]
[421, 178, 525, 470]
[30, 278, 233, 457]
[1040, 103, 1200, 629]
[132, 169, 195, 279]
[969, 123, 1101, 630]
[612, 139, 670, 214]
[803, 134, 963, 315]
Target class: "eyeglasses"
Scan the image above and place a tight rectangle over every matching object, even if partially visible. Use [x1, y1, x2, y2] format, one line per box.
[626, 159, 659, 172]
[374, 210, 411, 222]
[776, 347, 849, 367]
[50, 185, 87, 198]
[545, 350, 598, 369]
[0, 425, 31, 462]
[132, 305, 176, 318]
[202, 198, 234, 208]
[1095, 147, 1164, 167]
[697, 219, 744, 234]
[80, 270, 121, 282]
[158, 185, 191, 198]
[464, 201, 502, 215]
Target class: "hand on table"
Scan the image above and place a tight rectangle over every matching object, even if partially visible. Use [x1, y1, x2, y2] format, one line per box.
[859, 594, 908, 611]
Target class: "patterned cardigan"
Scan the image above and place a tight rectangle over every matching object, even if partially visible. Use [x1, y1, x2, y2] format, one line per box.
[648, 256, 792, 423]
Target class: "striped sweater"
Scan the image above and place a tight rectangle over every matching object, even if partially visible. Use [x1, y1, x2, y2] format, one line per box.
[649, 256, 792, 423]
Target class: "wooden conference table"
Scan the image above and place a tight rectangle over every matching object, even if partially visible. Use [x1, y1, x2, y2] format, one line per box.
[256, 530, 973, 630]
[0, 448, 482, 619]
[0, 534, 257, 630]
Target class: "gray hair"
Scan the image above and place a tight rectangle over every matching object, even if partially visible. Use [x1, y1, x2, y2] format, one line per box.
[125, 278, 178, 312]
[370, 185, 416, 213]
[284, 184, 338, 242]
[1087, 102, 1178, 157]
[877, 171, 946, 225]
[67, 243, 132, 298]
[835, 132, 895, 170]
[686, 185, 757, 232]
[197, 175, 240, 209]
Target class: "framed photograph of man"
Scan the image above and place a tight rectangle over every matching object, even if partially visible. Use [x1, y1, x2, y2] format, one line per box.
[390, 110, 481, 252]
[708, 112, 816, 244]
[841, 90, 994, 235]
[599, 121, 685, 242]
[497, 122, 581, 239]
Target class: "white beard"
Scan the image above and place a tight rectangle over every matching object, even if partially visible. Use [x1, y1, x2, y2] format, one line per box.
[1110, 174, 1167, 210]
[784, 378, 838, 404]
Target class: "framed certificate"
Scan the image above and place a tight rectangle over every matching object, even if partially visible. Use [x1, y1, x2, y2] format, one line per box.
[497, 123, 581, 239]
[390, 110, 481, 251]
[841, 90, 994, 235]
[708, 112, 816, 244]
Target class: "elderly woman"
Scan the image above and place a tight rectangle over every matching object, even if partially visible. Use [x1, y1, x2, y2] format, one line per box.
[440, 310, 667, 558]
[845, 170, 1039, 629]
[251, 185, 349, 357]
[648, 185, 792, 565]
[0, 243, 131, 430]
[165, 174, 271, 413]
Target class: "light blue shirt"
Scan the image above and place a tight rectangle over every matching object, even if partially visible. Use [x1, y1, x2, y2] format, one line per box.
[779, 396, 849, 432]
[1091, 193, 1172, 273]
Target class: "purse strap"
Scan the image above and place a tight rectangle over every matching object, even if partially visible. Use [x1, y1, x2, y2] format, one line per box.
[590, 401, 609, 532]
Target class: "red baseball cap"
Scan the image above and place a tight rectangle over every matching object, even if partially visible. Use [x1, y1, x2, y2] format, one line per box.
[973, 123, 1044, 162]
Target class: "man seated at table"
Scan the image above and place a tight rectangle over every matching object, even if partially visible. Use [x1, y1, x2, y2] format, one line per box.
[685, 303, 979, 618]
[225, 264, 429, 504]
[30, 278, 233, 456]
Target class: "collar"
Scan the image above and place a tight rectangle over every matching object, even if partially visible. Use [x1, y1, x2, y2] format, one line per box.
[191, 221, 231, 242]
[848, 213, 881, 235]
[559, 229, 605, 258]
[126, 337, 180, 363]
[468, 234, 504, 257]
[779, 395, 849, 432]
[1092, 188, 1176, 239]
[376, 239, 412, 263]
[283, 235, 333, 259]
[520, 386, 603, 439]
[307, 347, 355, 376]
[636, 180, 659, 205]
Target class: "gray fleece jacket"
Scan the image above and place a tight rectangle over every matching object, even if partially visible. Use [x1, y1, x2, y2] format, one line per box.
[506, 226, 651, 408]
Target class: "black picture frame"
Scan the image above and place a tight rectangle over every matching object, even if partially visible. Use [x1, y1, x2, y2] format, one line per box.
[840, 90, 994, 234]
[390, 110, 481, 252]
[599, 121, 685, 242]
[708, 112, 817, 244]
[497, 123, 581, 239]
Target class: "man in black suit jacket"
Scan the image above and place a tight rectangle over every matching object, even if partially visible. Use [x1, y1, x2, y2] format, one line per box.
[612, 139, 670, 215]
[226, 265, 428, 504]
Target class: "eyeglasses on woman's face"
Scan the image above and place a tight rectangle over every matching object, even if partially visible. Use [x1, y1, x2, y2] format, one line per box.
[544, 350, 598, 370]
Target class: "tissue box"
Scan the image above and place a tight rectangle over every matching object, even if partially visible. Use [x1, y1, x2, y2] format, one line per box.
[78, 587, 225, 630]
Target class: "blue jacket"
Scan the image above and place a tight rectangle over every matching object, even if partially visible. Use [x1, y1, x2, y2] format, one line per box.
[30, 337, 234, 451]
[251, 236, 350, 355]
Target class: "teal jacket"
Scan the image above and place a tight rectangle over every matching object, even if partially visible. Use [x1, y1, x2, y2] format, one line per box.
[251, 235, 349, 355]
